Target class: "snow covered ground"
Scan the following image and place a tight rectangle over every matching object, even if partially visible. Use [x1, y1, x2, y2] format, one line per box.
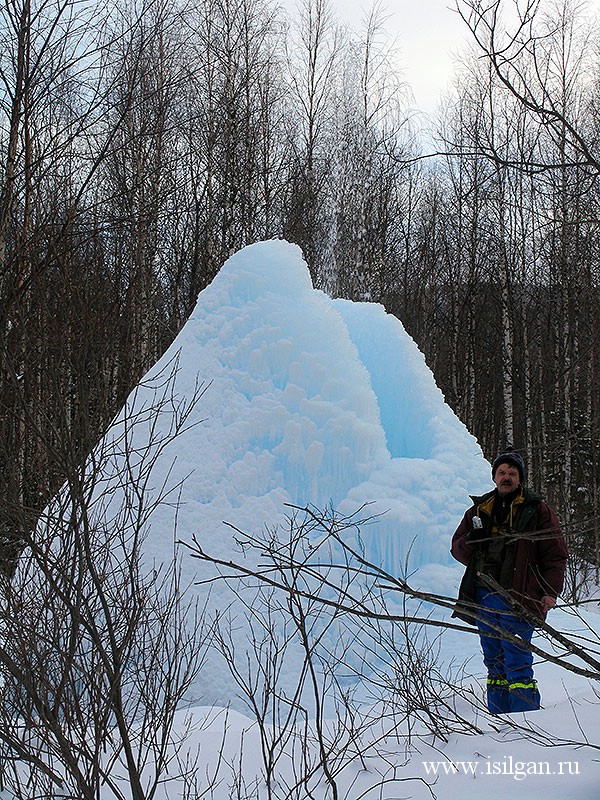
[175, 670, 600, 799]
[21, 240, 600, 798]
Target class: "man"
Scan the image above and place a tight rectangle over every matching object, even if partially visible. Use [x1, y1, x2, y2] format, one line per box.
[451, 449, 568, 714]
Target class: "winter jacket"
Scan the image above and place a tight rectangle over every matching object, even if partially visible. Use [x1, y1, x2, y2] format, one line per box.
[451, 487, 568, 625]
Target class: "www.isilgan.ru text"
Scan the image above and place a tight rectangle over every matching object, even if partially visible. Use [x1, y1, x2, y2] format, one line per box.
[421, 756, 580, 782]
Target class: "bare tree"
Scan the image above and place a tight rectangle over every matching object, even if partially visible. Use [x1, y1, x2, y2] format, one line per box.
[283, 0, 341, 289]
[333, 2, 413, 302]
[454, 0, 600, 172]
[0, 355, 217, 799]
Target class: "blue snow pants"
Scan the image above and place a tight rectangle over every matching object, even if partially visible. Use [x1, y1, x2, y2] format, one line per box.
[474, 587, 541, 714]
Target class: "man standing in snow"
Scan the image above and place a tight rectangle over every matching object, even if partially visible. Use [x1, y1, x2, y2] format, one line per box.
[450, 449, 568, 714]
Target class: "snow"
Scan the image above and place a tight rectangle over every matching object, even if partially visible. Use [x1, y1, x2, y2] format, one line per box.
[28, 240, 600, 797]
[175, 682, 600, 798]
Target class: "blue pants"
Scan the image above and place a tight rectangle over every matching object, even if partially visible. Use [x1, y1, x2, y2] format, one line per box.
[475, 587, 540, 713]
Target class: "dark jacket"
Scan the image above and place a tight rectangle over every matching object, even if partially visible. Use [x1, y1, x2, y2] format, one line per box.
[451, 487, 568, 625]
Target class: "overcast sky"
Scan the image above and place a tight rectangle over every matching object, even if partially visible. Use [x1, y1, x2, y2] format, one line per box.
[333, 0, 472, 116]
[395, 0, 471, 114]
[331, 0, 600, 117]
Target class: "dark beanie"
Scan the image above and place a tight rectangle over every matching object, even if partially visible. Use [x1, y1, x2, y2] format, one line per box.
[492, 449, 525, 483]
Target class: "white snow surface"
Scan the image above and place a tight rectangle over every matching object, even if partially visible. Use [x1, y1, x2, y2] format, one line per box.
[33, 240, 600, 799]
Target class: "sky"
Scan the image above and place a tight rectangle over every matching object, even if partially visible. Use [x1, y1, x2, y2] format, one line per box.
[335, 0, 470, 116]
[331, 0, 600, 117]
[49, 238, 600, 799]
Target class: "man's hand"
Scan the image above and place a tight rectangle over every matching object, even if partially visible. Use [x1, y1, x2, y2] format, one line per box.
[540, 595, 556, 613]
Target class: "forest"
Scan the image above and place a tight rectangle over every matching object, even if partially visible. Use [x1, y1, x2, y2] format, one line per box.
[0, 0, 599, 594]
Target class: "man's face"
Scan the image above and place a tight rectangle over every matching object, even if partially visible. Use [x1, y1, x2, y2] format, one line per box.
[494, 463, 521, 495]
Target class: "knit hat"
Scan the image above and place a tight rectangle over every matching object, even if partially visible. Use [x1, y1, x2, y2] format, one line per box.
[491, 449, 525, 483]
